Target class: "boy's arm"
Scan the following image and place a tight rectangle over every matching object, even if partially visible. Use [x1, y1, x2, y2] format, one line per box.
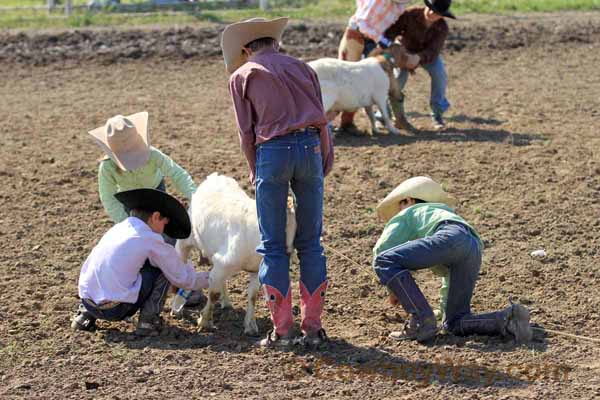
[373, 217, 412, 257]
[307, 65, 334, 176]
[383, 8, 409, 42]
[154, 148, 197, 199]
[148, 241, 209, 291]
[229, 73, 257, 184]
[98, 161, 128, 223]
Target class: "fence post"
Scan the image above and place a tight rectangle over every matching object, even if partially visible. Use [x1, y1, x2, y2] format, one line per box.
[65, 0, 73, 16]
[47, 0, 56, 15]
[259, 0, 268, 10]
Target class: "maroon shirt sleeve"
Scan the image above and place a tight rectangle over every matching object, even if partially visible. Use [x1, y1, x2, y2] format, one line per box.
[228, 72, 257, 184]
[306, 64, 334, 176]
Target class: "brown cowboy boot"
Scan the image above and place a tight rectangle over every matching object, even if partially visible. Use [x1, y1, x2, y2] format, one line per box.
[136, 273, 170, 336]
[455, 300, 532, 344]
[386, 271, 438, 342]
[390, 94, 416, 133]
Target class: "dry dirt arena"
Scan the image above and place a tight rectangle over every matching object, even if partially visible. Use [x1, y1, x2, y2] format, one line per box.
[1, 11, 600, 400]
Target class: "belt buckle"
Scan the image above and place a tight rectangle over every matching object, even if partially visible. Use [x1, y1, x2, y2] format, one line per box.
[101, 301, 120, 310]
[90, 300, 120, 310]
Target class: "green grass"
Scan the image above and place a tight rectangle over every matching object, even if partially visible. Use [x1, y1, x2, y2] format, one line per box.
[0, 0, 599, 30]
[455, 0, 600, 12]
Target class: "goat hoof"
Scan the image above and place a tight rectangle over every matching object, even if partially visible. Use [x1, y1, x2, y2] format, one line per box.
[388, 128, 402, 136]
[244, 321, 259, 337]
[197, 317, 215, 331]
[244, 327, 260, 337]
[170, 310, 184, 320]
[220, 302, 233, 310]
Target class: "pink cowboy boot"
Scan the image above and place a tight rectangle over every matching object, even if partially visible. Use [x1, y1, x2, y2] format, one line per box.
[258, 285, 295, 348]
[299, 281, 328, 346]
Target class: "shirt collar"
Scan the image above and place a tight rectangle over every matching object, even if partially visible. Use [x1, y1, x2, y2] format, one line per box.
[125, 216, 152, 232]
[249, 47, 278, 61]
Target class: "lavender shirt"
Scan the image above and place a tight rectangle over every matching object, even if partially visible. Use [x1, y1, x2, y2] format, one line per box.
[228, 48, 334, 183]
[78, 217, 207, 304]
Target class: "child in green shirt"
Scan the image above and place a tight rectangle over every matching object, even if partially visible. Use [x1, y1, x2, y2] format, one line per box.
[88, 112, 204, 306]
[88, 111, 197, 225]
[373, 176, 532, 343]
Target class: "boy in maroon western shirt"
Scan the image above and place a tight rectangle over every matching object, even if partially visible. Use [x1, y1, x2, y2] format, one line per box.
[221, 17, 334, 347]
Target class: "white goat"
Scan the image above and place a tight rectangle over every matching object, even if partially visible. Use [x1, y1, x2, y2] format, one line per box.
[308, 43, 419, 135]
[176, 173, 297, 336]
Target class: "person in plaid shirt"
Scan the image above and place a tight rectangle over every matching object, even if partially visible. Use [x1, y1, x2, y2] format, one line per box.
[337, 0, 411, 134]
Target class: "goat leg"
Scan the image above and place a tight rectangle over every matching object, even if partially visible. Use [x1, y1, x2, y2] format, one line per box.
[364, 105, 380, 136]
[244, 273, 260, 336]
[375, 95, 401, 135]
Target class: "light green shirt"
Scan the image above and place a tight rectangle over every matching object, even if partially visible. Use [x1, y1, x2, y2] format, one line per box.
[98, 147, 196, 223]
[373, 203, 483, 315]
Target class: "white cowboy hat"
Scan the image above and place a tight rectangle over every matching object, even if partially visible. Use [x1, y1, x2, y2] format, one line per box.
[220, 17, 288, 74]
[376, 176, 457, 223]
[88, 111, 150, 171]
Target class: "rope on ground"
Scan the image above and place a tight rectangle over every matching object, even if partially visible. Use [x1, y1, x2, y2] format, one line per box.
[322, 242, 366, 270]
[322, 242, 378, 283]
[532, 327, 600, 344]
[323, 242, 600, 345]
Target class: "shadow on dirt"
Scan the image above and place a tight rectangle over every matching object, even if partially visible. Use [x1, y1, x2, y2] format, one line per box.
[283, 336, 531, 388]
[96, 306, 549, 389]
[334, 124, 547, 148]
[446, 114, 505, 126]
[431, 329, 549, 354]
[97, 306, 273, 352]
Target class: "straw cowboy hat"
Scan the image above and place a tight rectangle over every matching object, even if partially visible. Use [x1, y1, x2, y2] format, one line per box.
[115, 188, 191, 239]
[88, 112, 150, 171]
[220, 17, 288, 74]
[376, 176, 457, 223]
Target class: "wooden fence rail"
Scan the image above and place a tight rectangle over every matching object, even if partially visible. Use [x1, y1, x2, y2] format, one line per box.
[0, 0, 268, 16]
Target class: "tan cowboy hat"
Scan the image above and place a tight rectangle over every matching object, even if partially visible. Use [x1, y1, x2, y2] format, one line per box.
[88, 111, 150, 171]
[220, 17, 288, 74]
[376, 176, 457, 223]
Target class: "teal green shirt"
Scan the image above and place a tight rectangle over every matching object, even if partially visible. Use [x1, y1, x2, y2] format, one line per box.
[373, 203, 483, 315]
[98, 147, 197, 223]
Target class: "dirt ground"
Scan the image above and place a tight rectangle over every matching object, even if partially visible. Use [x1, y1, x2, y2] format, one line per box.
[1, 11, 600, 400]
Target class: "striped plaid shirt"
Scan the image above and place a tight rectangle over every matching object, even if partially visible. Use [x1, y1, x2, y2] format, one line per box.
[349, 0, 410, 42]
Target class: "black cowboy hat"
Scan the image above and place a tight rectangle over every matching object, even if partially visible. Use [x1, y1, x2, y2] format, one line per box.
[114, 188, 191, 239]
[424, 0, 456, 19]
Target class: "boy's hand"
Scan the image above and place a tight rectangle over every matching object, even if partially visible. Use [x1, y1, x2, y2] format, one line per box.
[389, 293, 399, 305]
[406, 53, 420, 70]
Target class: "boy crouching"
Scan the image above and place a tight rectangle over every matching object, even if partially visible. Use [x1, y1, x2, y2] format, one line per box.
[72, 188, 209, 336]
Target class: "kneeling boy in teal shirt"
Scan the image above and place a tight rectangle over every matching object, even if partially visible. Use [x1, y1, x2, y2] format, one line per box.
[373, 176, 532, 343]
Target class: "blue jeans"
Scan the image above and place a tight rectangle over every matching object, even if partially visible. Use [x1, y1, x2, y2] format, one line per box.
[395, 55, 450, 116]
[373, 221, 481, 331]
[255, 129, 327, 295]
[82, 262, 168, 321]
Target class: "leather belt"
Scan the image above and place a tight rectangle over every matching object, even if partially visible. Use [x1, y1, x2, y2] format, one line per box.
[289, 126, 320, 134]
[85, 299, 121, 310]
